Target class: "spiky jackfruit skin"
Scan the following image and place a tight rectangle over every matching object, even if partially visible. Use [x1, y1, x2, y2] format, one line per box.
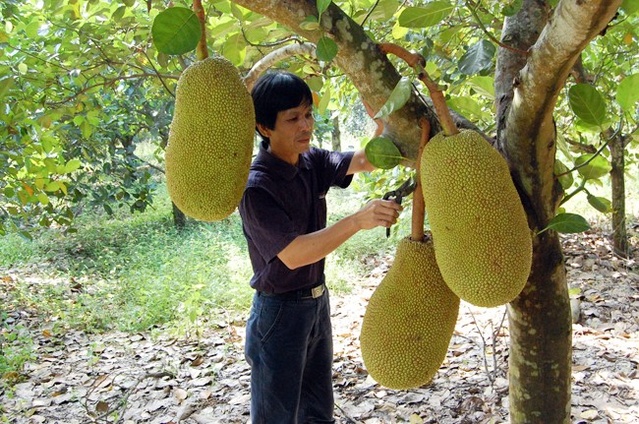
[165, 56, 255, 221]
[420, 129, 532, 307]
[360, 236, 459, 390]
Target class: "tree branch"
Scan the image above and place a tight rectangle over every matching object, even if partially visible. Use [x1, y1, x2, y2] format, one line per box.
[496, 0, 622, 228]
[243, 42, 317, 91]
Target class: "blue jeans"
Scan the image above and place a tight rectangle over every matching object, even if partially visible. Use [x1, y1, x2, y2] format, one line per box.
[245, 289, 335, 424]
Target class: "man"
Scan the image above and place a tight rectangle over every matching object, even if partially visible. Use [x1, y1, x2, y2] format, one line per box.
[239, 71, 402, 423]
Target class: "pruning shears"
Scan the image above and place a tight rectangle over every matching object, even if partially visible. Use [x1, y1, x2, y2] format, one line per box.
[382, 177, 416, 238]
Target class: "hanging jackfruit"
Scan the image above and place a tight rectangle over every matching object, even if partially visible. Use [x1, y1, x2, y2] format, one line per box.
[165, 56, 255, 221]
[420, 129, 532, 307]
[360, 236, 459, 390]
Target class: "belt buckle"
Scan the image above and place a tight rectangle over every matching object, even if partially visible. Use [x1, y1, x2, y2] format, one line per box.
[311, 284, 324, 298]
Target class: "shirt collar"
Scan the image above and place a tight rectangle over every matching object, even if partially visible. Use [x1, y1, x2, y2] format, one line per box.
[254, 142, 311, 180]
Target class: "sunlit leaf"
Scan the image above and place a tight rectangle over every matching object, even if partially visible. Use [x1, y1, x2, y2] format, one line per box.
[316, 36, 338, 62]
[374, 77, 412, 119]
[398, 2, 454, 28]
[458, 40, 495, 75]
[616, 74, 639, 112]
[300, 16, 320, 31]
[544, 213, 590, 234]
[0, 77, 14, 99]
[365, 136, 403, 169]
[568, 84, 607, 126]
[317, 0, 331, 17]
[554, 160, 574, 190]
[622, 0, 639, 15]
[152, 7, 201, 55]
[587, 194, 611, 213]
[574, 154, 611, 180]
[501, 0, 523, 16]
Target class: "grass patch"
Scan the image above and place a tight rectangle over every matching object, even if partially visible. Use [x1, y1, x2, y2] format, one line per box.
[0, 183, 393, 338]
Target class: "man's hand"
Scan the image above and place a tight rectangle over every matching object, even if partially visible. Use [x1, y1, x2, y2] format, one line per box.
[354, 199, 403, 230]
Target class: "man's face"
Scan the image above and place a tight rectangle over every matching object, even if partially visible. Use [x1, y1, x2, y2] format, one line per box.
[259, 102, 314, 165]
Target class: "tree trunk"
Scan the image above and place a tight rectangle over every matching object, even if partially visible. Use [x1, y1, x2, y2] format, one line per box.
[508, 231, 572, 423]
[495, 1, 621, 422]
[331, 116, 341, 152]
[172, 202, 186, 229]
[609, 132, 629, 257]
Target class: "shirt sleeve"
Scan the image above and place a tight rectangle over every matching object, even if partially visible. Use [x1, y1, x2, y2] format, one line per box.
[239, 186, 299, 263]
[316, 149, 355, 191]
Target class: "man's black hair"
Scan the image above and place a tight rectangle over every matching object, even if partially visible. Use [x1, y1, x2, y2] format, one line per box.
[251, 71, 313, 145]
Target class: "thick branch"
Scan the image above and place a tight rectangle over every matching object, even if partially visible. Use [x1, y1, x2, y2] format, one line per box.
[496, 0, 622, 228]
[230, 0, 432, 163]
[243, 43, 317, 91]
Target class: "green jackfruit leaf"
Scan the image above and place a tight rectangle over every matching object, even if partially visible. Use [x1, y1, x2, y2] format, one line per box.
[575, 154, 611, 180]
[568, 84, 607, 127]
[616, 74, 639, 112]
[458, 40, 495, 76]
[587, 194, 612, 213]
[398, 2, 454, 28]
[554, 159, 574, 190]
[374, 77, 412, 119]
[365, 137, 402, 169]
[316, 36, 338, 62]
[152, 7, 201, 55]
[543, 213, 590, 234]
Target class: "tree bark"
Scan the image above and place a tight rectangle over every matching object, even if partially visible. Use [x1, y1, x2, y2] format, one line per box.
[172, 202, 186, 230]
[609, 131, 629, 257]
[495, 1, 622, 422]
[331, 115, 341, 152]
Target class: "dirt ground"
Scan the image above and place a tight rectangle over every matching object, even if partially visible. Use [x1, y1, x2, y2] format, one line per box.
[1, 228, 638, 424]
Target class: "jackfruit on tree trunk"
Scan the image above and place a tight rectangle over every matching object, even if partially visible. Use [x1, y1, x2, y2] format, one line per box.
[360, 236, 459, 390]
[165, 56, 255, 221]
[420, 129, 532, 307]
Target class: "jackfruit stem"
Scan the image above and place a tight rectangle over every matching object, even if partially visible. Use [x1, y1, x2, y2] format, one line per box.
[411, 118, 430, 242]
[377, 43, 458, 137]
[193, 0, 208, 60]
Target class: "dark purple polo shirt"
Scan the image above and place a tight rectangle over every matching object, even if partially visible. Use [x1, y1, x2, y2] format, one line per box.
[239, 143, 354, 294]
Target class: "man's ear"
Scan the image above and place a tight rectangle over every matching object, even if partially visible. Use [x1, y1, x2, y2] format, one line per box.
[256, 123, 271, 138]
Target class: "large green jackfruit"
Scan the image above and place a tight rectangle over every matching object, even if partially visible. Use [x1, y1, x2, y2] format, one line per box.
[165, 56, 255, 221]
[420, 129, 532, 307]
[360, 236, 459, 390]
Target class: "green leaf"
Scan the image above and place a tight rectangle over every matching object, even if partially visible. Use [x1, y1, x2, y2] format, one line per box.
[622, 0, 639, 15]
[398, 2, 454, 28]
[0, 77, 14, 100]
[223, 33, 246, 66]
[152, 7, 201, 55]
[316, 36, 338, 62]
[616, 74, 639, 112]
[587, 194, 611, 213]
[544, 213, 590, 234]
[365, 137, 403, 169]
[467, 76, 494, 99]
[458, 40, 495, 75]
[112, 5, 126, 21]
[574, 154, 611, 180]
[316, 0, 331, 17]
[300, 16, 320, 31]
[568, 84, 607, 126]
[554, 159, 574, 190]
[64, 158, 82, 173]
[501, 0, 523, 16]
[374, 77, 412, 119]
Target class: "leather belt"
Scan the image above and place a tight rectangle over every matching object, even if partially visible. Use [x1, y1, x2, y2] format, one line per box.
[259, 283, 326, 300]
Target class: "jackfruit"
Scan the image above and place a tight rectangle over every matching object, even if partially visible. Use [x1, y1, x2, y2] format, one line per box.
[360, 236, 459, 390]
[420, 129, 532, 307]
[165, 56, 255, 221]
